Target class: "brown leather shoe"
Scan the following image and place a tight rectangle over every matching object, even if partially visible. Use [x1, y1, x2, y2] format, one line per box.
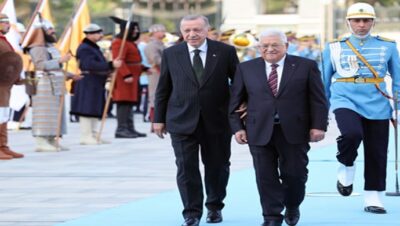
[1, 148, 24, 158]
[0, 150, 13, 160]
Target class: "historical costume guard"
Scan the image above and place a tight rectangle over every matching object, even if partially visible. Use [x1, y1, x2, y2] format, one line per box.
[322, 2, 400, 214]
[24, 19, 72, 152]
[0, 13, 24, 160]
[144, 24, 166, 129]
[70, 24, 121, 145]
[110, 16, 146, 138]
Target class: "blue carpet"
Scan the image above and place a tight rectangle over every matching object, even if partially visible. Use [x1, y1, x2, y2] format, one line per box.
[56, 143, 400, 226]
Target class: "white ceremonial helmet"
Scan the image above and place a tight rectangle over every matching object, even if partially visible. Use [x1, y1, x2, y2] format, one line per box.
[346, 2, 376, 20]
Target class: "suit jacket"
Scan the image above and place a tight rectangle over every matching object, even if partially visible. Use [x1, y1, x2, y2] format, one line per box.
[229, 55, 328, 145]
[154, 39, 239, 134]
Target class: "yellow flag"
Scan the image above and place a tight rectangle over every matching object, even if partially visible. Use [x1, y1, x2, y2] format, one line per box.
[57, 0, 91, 74]
[38, 0, 53, 23]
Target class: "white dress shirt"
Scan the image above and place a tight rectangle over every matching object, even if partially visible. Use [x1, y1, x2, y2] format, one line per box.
[187, 40, 208, 67]
[265, 55, 286, 90]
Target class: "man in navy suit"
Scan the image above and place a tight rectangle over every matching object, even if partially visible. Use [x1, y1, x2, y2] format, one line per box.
[229, 29, 328, 226]
[153, 15, 239, 226]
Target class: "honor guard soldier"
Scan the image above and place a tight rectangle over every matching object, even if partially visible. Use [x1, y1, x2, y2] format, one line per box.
[322, 2, 400, 214]
[24, 19, 72, 152]
[70, 24, 122, 145]
[0, 13, 24, 159]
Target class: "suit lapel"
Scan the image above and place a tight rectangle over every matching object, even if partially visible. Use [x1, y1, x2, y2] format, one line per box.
[175, 43, 199, 86]
[277, 55, 297, 97]
[201, 39, 219, 87]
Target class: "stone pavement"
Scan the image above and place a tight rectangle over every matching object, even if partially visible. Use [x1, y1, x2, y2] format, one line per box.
[0, 113, 339, 226]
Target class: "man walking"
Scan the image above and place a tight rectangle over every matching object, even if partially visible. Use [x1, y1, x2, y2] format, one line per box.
[153, 15, 239, 226]
[229, 29, 328, 226]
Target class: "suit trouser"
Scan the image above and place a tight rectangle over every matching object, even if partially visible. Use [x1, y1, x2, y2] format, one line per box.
[249, 125, 309, 222]
[170, 118, 231, 219]
[334, 108, 388, 191]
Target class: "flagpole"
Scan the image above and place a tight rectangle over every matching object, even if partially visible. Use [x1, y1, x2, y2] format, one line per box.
[54, 0, 85, 149]
[97, 4, 135, 143]
[20, 0, 43, 48]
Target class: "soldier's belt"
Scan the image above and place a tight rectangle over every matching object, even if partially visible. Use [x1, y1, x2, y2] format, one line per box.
[336, 77, 384, 84]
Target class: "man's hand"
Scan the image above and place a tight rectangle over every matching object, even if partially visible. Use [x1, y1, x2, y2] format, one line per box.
[124, 77, 133, 83]
[112, 58, 122, 68]
[309, 129, 325, 142]
[234, 130, 248, 144]
[235, 102, 247, 119]
[153, 123, 167, 139]
[59, 53, 72, 64]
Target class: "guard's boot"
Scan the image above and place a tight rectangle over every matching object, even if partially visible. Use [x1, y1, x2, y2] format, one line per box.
[364, 191, 387, 214]
[91, 118, 110, 144]
[127, 112, 146, 138]
[115, 104, 138, 138]
[35, 137, 58, 152]
[0, 150, 12, 160]
[0, 123, 23, 158]
[48, 137, 69, 151]
[337, 163, 355, 196]
[79, 117, 99, 145]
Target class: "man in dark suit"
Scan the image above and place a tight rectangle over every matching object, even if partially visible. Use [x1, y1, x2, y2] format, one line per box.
[229, 29, 328, 226]
[153, 15, 238, 226]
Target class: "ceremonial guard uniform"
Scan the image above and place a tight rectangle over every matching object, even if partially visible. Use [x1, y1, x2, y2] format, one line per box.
[71, 24, 120, 145]
[322, 2, 400, 214]
[144, 24, 166, 125]
[0, 13, 24, 159]
[110, 16, 146, 138]
[25, 20, 71, 152]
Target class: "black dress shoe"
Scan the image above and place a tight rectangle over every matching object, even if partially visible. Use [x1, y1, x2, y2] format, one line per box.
[206, 210, 222, 223]
[132, 130, 147, 137]
[115, 130, 139, 138]
[284, 207, 300, 226]
[261, 220, 282, 226]
[337, 180, 353, 196]
[364, 206, 387, 214]
[182, 217, 200, 226]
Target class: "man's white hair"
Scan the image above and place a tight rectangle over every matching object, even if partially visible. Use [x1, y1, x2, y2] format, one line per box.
[258, 29, 287, 43]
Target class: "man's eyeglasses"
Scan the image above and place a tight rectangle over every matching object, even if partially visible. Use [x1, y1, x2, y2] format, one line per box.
[258, 43, 285, 50]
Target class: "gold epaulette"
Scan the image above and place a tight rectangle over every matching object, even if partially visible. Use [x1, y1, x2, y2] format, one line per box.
[329, 36, 348, 43]
[376, 36, 395, 42]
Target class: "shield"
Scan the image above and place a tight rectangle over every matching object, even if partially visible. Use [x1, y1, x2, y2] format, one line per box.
[0, 51, 23, 86]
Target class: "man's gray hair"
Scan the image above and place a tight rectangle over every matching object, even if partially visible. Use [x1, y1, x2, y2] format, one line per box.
[258, 29, 287, 44]
[180, 15, 210, 28]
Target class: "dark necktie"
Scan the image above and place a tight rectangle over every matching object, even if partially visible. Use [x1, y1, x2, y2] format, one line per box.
[192, 49, 204, 82]
[268, 64, 279, 96]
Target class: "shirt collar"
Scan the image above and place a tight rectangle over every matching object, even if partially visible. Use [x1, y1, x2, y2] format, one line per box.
[265, 55, 286, 68]
[187, 39, 208, 53]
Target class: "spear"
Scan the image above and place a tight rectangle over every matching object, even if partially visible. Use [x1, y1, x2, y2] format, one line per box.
[97, 4, 135, 143]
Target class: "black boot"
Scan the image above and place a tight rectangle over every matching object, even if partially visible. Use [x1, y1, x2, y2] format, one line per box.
[127, 107, 147, 138]
[115, 104, 138, 138]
